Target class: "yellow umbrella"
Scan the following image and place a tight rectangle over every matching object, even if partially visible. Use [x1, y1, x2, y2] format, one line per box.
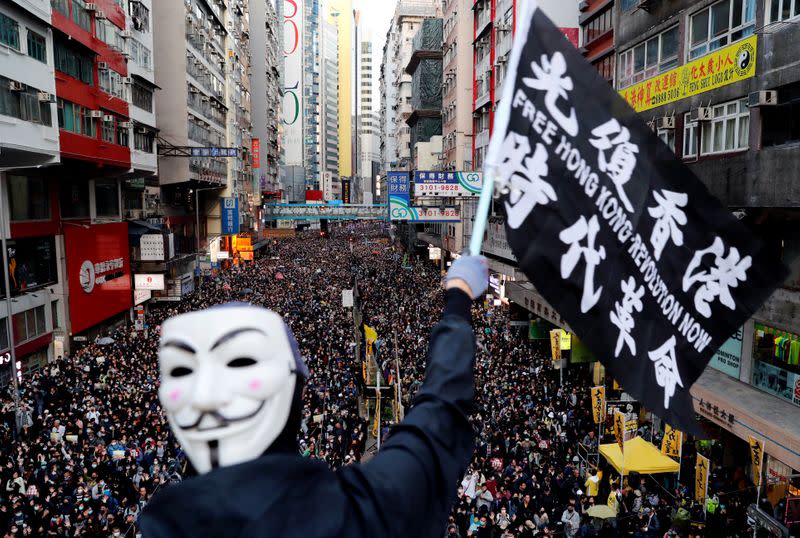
[586, 505, 616, 519]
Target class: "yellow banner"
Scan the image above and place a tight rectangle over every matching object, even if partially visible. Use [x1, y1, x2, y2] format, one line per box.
[613, 410, 625, 452]
[620, 35, 757, 113]
[559, 329, 572, 350]
[591, 386, 605, 424]
[550, 330, 562, 363]
[695, 454, 710, 503]
[749, 436, 764, 487]
[364, 324, 378, 344]
[661, 424, 682, 458]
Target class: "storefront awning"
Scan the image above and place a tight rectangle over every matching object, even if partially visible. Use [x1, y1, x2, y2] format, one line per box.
[691, 367, 800, 471]
[599, 437, 680, 475]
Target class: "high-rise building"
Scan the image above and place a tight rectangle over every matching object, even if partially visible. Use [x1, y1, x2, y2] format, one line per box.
[357, 32, 380, 204]
[379, 0, 441, 174]
[405, 18, 443, 168]
[319, 2, 341, 200]
[442, 0, 473, 173]
[303, 0, 320, 191]
[249, 0, 283, 197]
[327, 0, 353, 199]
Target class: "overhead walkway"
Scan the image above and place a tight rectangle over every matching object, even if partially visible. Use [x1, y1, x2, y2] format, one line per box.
[262, 204, 387, 221]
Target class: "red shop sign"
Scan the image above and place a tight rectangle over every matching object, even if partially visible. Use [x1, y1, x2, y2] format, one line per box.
[65, 223, 132, 334]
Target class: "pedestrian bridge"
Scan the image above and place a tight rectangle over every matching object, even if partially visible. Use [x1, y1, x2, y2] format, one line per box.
[262, 204, 387, 221]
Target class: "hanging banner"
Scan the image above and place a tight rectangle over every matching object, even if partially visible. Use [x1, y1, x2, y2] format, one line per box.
[590, 386, 605, 424]
[550, 329, 562, 363]
[252, 138, 261, 168]
[749, 436, 765, 488]
[613, 410, 625, 452]
[486, 2, 785, 435]
[661, 424, 682, 458]
[221, 198, 240, 235]
[695, 454, 710, 504]
[619, 35, 757, 113]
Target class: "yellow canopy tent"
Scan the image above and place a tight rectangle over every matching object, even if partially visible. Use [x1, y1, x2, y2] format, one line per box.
[599, 436, 680, 475]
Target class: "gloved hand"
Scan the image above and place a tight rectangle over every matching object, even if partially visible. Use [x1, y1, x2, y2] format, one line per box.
[445, 255, 489, 300]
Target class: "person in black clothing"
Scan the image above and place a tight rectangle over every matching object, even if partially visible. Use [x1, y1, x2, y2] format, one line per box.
[139, 255, 489, 537]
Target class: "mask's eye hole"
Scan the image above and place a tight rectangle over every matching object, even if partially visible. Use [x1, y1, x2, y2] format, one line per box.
[170, 367, 193, 378]
[227, 357, 257, 368]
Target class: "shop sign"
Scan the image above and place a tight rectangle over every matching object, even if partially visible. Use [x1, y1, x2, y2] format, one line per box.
[133, 289, 151, 305]
[708, 326, 743, 378]
[134, 274, 165, 291]
[696, 397, 736, 427]
[413, 171, 483, 197]
[65, 223, 132, 335]
[620, 35, 757, 113]
[221, 198, 240, 235]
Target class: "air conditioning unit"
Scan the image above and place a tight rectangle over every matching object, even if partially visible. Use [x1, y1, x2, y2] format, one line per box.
[94, 9, 105, 19]
[656, 116, 675, 130]
[103, 114, 115, 122]
[119, 121, 132, 129]
[690, 106, 713, 122]
[497, 23, 510, 32]
[136, 127, 149, 134]
[37, 91, 54, 102]
[122, 77, 132, 84]
[85, 2, 97, 10]
[90, 110, 104, 118]
[748, 90, 778, 107]
[496, 54, 508, 65]
[189, 87, 199, 94]
[98, 61, 109, 70]
[8, 81, 25, 91]
[120, 30, 132, 39]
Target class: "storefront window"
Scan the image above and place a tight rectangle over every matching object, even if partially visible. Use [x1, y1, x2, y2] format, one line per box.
[752, 323, 800, 407]
[6, 237, 57, 295]
[8, 175, 50, 221]
[0, 318, 9, 352]
[60, 178, 90, 219]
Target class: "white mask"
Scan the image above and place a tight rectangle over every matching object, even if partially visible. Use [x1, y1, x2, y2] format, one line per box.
[158, 305, 306, 473]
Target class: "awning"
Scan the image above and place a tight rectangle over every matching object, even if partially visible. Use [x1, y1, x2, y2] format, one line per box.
[599, 437, 680, 475]
[128, 220, 163, 236]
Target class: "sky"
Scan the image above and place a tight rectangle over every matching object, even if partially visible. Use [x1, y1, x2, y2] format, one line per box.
[354, 0, 397, 54]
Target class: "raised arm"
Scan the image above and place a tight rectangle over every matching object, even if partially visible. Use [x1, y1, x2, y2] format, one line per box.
[337, 256, 488, 538]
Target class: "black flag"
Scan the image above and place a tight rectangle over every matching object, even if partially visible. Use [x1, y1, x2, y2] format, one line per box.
[486, 3, 786, 434]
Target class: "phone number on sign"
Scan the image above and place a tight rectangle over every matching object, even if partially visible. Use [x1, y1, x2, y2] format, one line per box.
[417, 184, 462, 192]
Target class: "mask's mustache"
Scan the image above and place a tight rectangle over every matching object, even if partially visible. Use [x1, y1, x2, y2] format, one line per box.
[176, 401, 266, 431]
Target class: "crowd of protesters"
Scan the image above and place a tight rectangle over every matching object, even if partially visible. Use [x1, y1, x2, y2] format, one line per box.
[0, 224, 763, 537]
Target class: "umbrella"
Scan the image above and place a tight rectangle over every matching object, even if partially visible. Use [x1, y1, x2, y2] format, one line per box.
[586, 505, 616, 519]
[95, 337, 115, 346]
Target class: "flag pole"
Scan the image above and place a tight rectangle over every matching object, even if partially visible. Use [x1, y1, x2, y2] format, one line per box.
[467, 169, 495, 256]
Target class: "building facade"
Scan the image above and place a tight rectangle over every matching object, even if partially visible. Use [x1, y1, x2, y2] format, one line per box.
[357, 33, 380, 204]
[614, 0, 800, 496]
[319, 3, 340, 200]
[379, 0, 441, 175]
[579, 0, 615, 85]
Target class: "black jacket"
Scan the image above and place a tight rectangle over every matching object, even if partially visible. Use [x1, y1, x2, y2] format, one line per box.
[140, 290, 476, 538]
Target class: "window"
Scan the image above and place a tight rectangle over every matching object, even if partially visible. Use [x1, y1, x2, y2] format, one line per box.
[134, 129, 155, 152]
[71, 0, 91, 32]
[7, 239, 57, 295]
[583, 7, 613, 45]
[0, 13, 20, 50]
[51, 301, 60, 331]
[0, 76, 52, 126]
[99, 68, 124, 99]
[51, 0, 69, 16]
[769, 0, 800, 21]
[592, 54, 615, 84]
[54, 39, 94, 85]
[657, 128, 676, 153]
[683, 113, 698, 158]
[12, 306, 47, 344]
[26, 30, 47, 62]
[700, 98, 750, 155]
[59, 178, 90, 218]
[94, 179, 119, 218]
[8, 176, 50, 221]
[618, 27, 679, 88]
[689, 0, 755, 60]
[116, 120, 128, 147]
[57, 99, 97, 137]
[621, 0, 638, 9]
[131, 82, 153, 112]
[0, 319, 8, 352]
[101, 117, 115, 143]
[129, 0, 150, 32]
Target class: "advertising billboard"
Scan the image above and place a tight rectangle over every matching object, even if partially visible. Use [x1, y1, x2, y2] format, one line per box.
[388, 172, 460, 222]
[413, 171, 483, 197]
[283, 0, 304, 165]
[134, 274, 166, 291]
[65, 223, 132, 335]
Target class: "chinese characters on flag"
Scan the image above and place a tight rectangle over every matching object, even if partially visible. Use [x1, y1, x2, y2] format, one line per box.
[486, 2, 785, 434]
